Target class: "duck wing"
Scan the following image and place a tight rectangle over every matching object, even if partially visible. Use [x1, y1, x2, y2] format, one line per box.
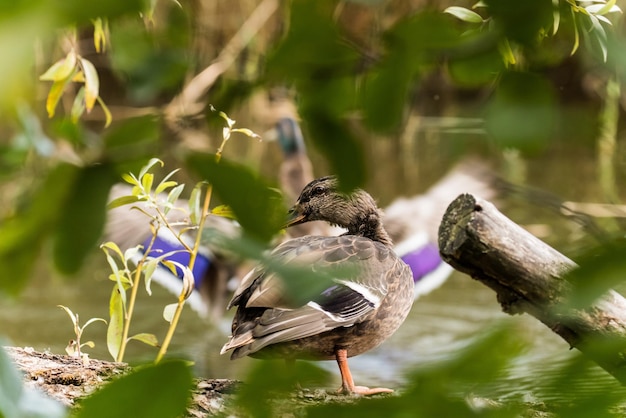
[222, 235, 397, 358]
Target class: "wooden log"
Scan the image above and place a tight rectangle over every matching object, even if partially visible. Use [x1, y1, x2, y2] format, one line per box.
[438, 193, 626, 384]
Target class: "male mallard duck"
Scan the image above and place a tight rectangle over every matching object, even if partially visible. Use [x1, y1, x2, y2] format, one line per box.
[220, 176, 414, 395]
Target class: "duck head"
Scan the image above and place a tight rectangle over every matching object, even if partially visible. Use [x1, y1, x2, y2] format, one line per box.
[286, 176, 392, 245]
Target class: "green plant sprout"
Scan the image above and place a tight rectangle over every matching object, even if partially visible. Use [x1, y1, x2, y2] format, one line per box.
[57, 305, 107, 365]
[103, 108, 260, 364]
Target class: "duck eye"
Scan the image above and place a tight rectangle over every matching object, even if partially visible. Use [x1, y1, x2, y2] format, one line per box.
[311, 186, 325, 196]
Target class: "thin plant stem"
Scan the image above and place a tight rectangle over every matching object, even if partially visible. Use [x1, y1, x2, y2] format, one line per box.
[155, 136, 228, 364]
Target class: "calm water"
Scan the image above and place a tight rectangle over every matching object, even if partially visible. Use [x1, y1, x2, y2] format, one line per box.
[2, 128, 626, 405]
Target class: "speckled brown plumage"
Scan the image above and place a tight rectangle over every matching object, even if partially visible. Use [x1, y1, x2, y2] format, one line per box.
[221, 176, 414, 395]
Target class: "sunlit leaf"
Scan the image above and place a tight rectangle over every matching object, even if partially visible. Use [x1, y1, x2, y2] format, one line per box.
[571, 10, 580, 55]
[45, 75, 73, 118]
[444, 6, 484, 23]
[107, 195, 142, 209]
[74, 361, 192, 418]
[80, 341, 95, 349]
[188, 182, 203, 225]
[211, 205, 236, 220]
[79, 57, 99, 112]
[155, 180, 178, 195]
[231, 127, 262, 140]
[163, 303, 177, 323]
[553, 0, 561, 35]
[57, 305, 78, 330]
[97, 96, 112, 127]
[82, 317, 107, 330]
[107, 287, 124, 361]
[588, 13, 608, 61]
[39, 50, 77, 81]
[93, 18, 107, 53]
[128, 333, 159, 347]
[139, 157, 164, 180]
[141, 172, 154, 194]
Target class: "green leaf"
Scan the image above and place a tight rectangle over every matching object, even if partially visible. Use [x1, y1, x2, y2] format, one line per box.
[142, 258, 158, 296]
[93, 18, 107, 53]
[107, 195, 142, 210]
[45, 75, 74, 118]
[127, 333, 159, 347]
[188, 182, 203, 225]
[57, 305, 79, 331]
[485, 71, 556, 155]
[82, 317, 107, 331]
[155, 181, 178, 195]
[186, 155, 285, 242]
[444, 6, 484, 23]
[74, 361, 192, 418]
[0, 164, 77, 295]
[101, 241, 124, 261]
[53, 164, 116, 274]
[165, 184, 185, 216]
[211, 205, 236, 220]
[79, 57, 99, 112]
[141, 172, 154, 194]
[107, 287, 124, 361]
[139, 157, 164, 180]
[96, 96, 113, 128]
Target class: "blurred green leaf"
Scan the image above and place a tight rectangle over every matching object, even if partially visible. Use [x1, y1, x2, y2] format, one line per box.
[0, 346, 66, 418]
[74, 360, 192, 418]
[187, 154, 285, 242]
[238, 360, 331, 418]
[103, 115, 161, 175]
[485, 71, 556, 154]
[484, 0, 553, 45]
[49, 0, 144, 26]
[567, 239, 626, 308]
[267, 0, 359, 81]
[0, 163, 76, 295]
[300, 109, 366, 192]
[53, 164, 116, 274]
[361, 49, 413, 132]
[448, 45, 504, 87]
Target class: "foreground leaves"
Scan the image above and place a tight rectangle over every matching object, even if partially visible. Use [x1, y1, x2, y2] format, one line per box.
[74, 360, 192, 418]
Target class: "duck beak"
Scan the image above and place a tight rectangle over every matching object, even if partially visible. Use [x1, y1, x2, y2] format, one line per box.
[285, 205, 306, 228]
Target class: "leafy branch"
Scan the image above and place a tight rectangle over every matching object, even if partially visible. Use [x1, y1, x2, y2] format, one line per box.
[102, 108, 260, 363]
[39, 20, 112, 127]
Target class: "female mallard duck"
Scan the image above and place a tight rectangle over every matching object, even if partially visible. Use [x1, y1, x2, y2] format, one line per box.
[220, 176, 414, 395]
